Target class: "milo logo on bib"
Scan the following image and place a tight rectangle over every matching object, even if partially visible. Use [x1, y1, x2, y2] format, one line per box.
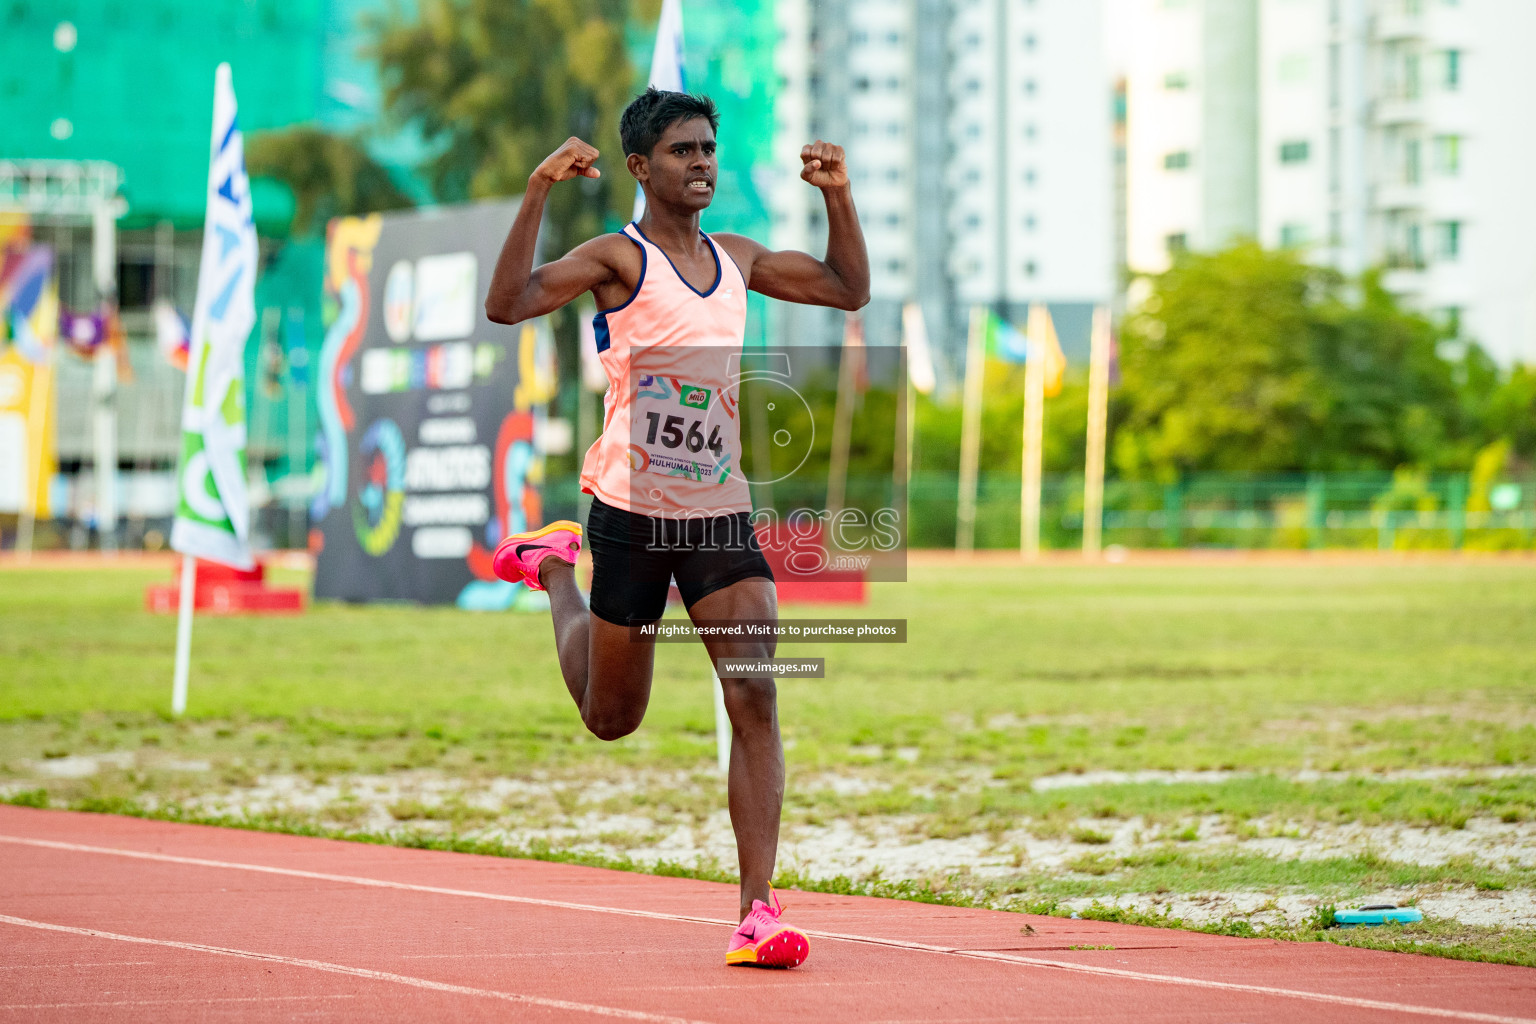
[678, 384, 711, 410]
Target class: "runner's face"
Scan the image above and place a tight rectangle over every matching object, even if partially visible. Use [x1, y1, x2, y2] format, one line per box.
[648, 119, 717, 211]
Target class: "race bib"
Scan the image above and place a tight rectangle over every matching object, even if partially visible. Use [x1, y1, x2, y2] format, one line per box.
[627, 374, 739, 484]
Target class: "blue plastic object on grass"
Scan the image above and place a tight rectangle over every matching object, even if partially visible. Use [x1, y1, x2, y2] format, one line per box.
[1334, 905, 1423, 927]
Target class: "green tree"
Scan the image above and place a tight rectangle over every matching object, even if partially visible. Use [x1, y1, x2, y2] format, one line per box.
[1475, 363, 1536, 467]
[1113, 243, 1476, 479]
[368, 0, 636, 255]
[1304, 270, 1468, 470]
[247, 128, 415, 237]
[1114, 242, 1327, 479]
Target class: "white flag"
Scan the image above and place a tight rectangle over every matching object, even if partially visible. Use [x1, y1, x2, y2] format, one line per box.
[577, 303, 608, 392]
[634, 0, 687, 222]
[170, 62, 257, 569]
[902, 301, 936, 395]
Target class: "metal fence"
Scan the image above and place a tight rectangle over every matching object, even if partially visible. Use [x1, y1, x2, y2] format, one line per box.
[907, 472, 1536, 551]
[8, 471, 1535, 555]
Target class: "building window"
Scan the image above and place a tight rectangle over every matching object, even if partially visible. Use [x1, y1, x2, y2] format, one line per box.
[1163, 150, 1191, 170]
[1436, 220, 1462, 260]
[1434, 134, 1461, 175]
[1024, 123, 1038, 141]
[1024, 33, 1037, 51]
[854, 76, 871, 91]
[1023, 79, 1037, 97]
[1443, 49, 1461, 90]
[1279, 223, 1309, 248]
[1023, 168, 1037, 186]
[965, 213, 982, 228]
[965, 122, 982, 138]
[885, 168, 901, 182]
[888, 259, 904, 274]
[1405, 138, 1421, 184]
[1279, 140, 1310, 164]
[1166, 232, 1188, 255]
[1405, 223, 1424, 267]
[1163, 72, 1190, 90]
[1024, 261, 1038, 277]
[1024, 213, 1037, 232]
[965, 78, 981, 93]
[884, 212, 902, 227]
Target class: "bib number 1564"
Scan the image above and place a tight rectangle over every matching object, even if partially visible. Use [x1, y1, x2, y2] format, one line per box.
[643, 411, 725, 457]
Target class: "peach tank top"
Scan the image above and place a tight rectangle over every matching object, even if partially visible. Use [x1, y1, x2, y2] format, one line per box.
[578, 223, 753, 519]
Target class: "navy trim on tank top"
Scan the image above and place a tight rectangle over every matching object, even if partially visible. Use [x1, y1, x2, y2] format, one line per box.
[596, 228, 647, 316]
[592, 228, 648, 353]
[631, 221, 722, 298]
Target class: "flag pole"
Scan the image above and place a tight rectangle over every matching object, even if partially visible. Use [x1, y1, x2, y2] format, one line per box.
[1083, 307, 1112, 558]
[956, 306, 985, 554]
[1020, 304, 1046, 559]
[171, 555, 196, 715]
[826, 312, 861, 520]
[91, 202, 119, 554]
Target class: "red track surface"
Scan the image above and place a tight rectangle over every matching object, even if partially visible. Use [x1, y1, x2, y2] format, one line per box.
[2, 806, 1532, 1023]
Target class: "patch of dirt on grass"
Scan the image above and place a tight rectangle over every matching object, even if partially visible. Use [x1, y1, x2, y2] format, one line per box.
[6, 763, 1536, 934]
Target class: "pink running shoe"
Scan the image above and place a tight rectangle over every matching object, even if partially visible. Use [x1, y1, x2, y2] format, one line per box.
[491, 521, 583, 591]
[726, 891, 809, 968]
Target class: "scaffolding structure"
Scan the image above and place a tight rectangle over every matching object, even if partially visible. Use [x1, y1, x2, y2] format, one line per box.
[1, 159, 126, 556]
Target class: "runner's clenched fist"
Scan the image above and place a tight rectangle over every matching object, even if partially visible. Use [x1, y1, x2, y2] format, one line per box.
[531, 137, 602, 186]
[800, 141, 849, 190]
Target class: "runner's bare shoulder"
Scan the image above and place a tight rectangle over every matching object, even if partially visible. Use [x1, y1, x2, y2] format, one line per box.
[577, 231, 646, 308]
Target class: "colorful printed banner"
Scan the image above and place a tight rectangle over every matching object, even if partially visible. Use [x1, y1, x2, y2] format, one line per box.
[311, 200, 542, 607]
[3, 246, 57, 365]
[170, 62, 257, 569]
[0, 348, 55, 516]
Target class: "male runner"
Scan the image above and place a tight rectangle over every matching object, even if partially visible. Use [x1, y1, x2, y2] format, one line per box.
[484, 88, 868, 968]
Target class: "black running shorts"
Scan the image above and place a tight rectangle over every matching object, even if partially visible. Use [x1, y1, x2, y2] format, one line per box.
[586, 496, 774, 626]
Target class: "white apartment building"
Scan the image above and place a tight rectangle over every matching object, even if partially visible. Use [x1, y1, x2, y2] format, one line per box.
[1127, 0, 1536, 365]
[772, 0, 1116, 364]
[1125, 0, 1260, 270]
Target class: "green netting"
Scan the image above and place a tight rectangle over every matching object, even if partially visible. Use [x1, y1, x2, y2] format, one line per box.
[0, 0, 427, 231]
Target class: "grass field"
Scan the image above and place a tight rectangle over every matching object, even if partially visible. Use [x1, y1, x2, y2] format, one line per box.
[3, 555, 1535, 966]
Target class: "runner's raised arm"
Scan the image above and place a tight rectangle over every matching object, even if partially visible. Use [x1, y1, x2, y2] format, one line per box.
[713, 141, 870, 311]
[485, 137, 618, 325]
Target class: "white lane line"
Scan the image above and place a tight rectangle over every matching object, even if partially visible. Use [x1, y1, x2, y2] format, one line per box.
[0, 915, 710, 1024]
[3, 833, 1533, 1024]
[0, 960, 155, 970]
[0, 994, 355, 1011]
[0, 834, 732, 927]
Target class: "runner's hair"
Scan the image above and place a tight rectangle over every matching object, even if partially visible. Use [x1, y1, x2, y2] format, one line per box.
[620, 87, 720, 157]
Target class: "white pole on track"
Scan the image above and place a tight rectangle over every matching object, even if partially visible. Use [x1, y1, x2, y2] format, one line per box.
[712, 670, 731, 775]
[171, 555, 196, 715]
